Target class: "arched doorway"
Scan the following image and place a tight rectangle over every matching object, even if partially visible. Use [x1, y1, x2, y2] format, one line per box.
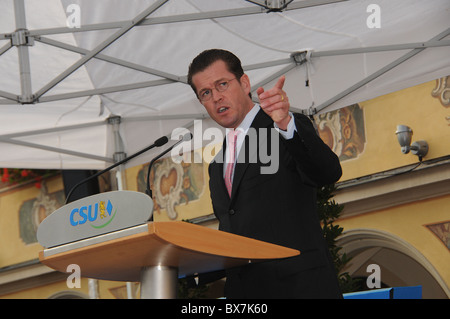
[48, 290, 89, 299]
[337, 228, 449, 299]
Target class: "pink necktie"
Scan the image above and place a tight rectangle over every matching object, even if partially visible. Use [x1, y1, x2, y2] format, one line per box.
[224, 129, 239, 197]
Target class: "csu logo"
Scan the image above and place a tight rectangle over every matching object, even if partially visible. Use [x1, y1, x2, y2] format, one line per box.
[69, 200, 117, 229]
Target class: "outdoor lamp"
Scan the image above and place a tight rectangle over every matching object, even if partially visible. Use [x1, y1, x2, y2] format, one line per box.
[395, 125, 429, 161]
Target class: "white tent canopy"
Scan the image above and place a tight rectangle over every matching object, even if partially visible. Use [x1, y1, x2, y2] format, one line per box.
[1, 0, 449, 170]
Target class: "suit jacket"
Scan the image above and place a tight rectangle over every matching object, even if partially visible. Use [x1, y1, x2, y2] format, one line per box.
[207, 109, 343, 298]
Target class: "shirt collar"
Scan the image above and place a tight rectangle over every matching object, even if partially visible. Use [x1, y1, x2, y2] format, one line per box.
[226, 103, 260, 136]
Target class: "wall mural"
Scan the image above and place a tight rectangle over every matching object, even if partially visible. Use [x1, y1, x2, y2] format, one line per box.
[425, 221, 450, 251]
[314, 104, 366, 161]
[431, 75, 450, 125]
[137, 150, 205, 220]
[19, 181, 65, 244]
[432, 76, 450, 107]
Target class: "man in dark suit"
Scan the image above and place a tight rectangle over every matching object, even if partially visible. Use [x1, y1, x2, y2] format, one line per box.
[187, 49, 343, 298]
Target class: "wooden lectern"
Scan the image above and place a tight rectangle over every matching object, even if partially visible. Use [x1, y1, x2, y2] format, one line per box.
[39, 221, 300, 298]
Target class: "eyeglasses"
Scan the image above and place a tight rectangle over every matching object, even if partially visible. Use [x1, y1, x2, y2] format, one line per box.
[198, 78, 237, 102]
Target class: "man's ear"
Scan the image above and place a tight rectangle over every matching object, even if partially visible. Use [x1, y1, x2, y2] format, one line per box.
[240, 74, 251, 95]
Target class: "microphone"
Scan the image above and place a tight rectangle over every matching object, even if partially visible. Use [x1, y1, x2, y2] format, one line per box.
[146, 132, 193, 198]
[65, 135, 169, 204]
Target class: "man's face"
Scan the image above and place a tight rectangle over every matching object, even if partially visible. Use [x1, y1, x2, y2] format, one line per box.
[191, 60, 253, 129]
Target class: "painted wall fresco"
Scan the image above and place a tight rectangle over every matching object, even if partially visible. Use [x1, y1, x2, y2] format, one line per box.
[19, 181, 64, 244]
[432, 76, 450, 108]
[136, 149, 207, 221]
[426, 221, 450, 251]
[314, 103, 366, 161]
[431, 76, 450, 126]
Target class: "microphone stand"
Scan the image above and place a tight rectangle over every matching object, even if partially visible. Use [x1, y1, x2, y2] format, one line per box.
[65, 136, 168, 204]
[145, 133, 192, 198]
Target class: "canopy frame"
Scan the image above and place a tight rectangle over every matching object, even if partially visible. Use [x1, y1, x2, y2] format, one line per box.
[0, 0, 449, 167]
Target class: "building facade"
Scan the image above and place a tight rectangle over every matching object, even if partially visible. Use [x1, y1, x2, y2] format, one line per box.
[0, 77, 448, 298]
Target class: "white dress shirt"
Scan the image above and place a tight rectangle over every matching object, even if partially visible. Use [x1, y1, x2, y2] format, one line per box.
[223, 104, 297, 178]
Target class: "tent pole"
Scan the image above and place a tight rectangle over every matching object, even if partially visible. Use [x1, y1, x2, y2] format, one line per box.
[0, 90, 18, 102]
[38, 79, 175, 103]
[1, 120, 107, 139]
[34, 0, 169, 100]
[312, 40, 450, 58]
[35, 36, 182, 82]
[108, 116, 135, 299]
[0, 42, 12, 56]
[26, 7, 263, 37]
[313, 27, 450, 114]
[0, 136, 113, 163]
[13, 0, 33, 104]
[23, 0, 347, 38]
[250, 63, 298, 95]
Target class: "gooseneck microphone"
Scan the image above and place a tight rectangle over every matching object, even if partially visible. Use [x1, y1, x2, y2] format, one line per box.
[145, 132, 193, 198]
[65, 135, 169, 204]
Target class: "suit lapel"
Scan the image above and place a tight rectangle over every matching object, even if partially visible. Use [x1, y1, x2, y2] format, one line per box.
[230, 109, 273, 200]
[210, 138, 228, 198]
[209, 109, 274, 202]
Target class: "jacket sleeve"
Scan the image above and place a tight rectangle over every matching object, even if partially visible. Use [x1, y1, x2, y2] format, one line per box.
[281, 113, 342, 187]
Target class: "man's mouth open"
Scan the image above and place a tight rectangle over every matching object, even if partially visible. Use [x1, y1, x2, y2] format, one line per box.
[218, 107, 229, 114]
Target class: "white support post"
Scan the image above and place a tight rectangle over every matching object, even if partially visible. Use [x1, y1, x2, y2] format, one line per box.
[13, 0, 33, 104]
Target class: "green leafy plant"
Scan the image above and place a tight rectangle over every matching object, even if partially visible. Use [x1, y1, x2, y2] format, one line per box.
[317, 183, 361, 293]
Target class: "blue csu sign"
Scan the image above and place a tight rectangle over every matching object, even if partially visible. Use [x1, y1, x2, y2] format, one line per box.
[69, 199, 116, 228]
[37, 191, 154, 248]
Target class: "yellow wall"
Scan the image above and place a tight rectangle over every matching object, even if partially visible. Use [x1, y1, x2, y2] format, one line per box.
[332, 77, 450, 295]
[2, 278, 134, 299]
[2, 279, 90, 299]
[0, 176, 63, 268]
[338, 194, 450, 286]
[340, 80, 449, 181]
[1, 77, 448, 298]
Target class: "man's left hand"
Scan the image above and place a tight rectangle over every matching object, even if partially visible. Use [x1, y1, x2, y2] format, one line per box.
[257, 75, 291, 130]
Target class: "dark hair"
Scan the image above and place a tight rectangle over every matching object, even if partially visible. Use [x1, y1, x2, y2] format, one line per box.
[187, 49, 248, 97]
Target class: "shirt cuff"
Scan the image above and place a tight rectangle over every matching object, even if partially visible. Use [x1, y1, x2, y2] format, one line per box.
[274, 112, 297, 139]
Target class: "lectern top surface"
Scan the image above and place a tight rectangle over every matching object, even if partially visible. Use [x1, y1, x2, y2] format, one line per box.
[40, 221, 299, 281]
